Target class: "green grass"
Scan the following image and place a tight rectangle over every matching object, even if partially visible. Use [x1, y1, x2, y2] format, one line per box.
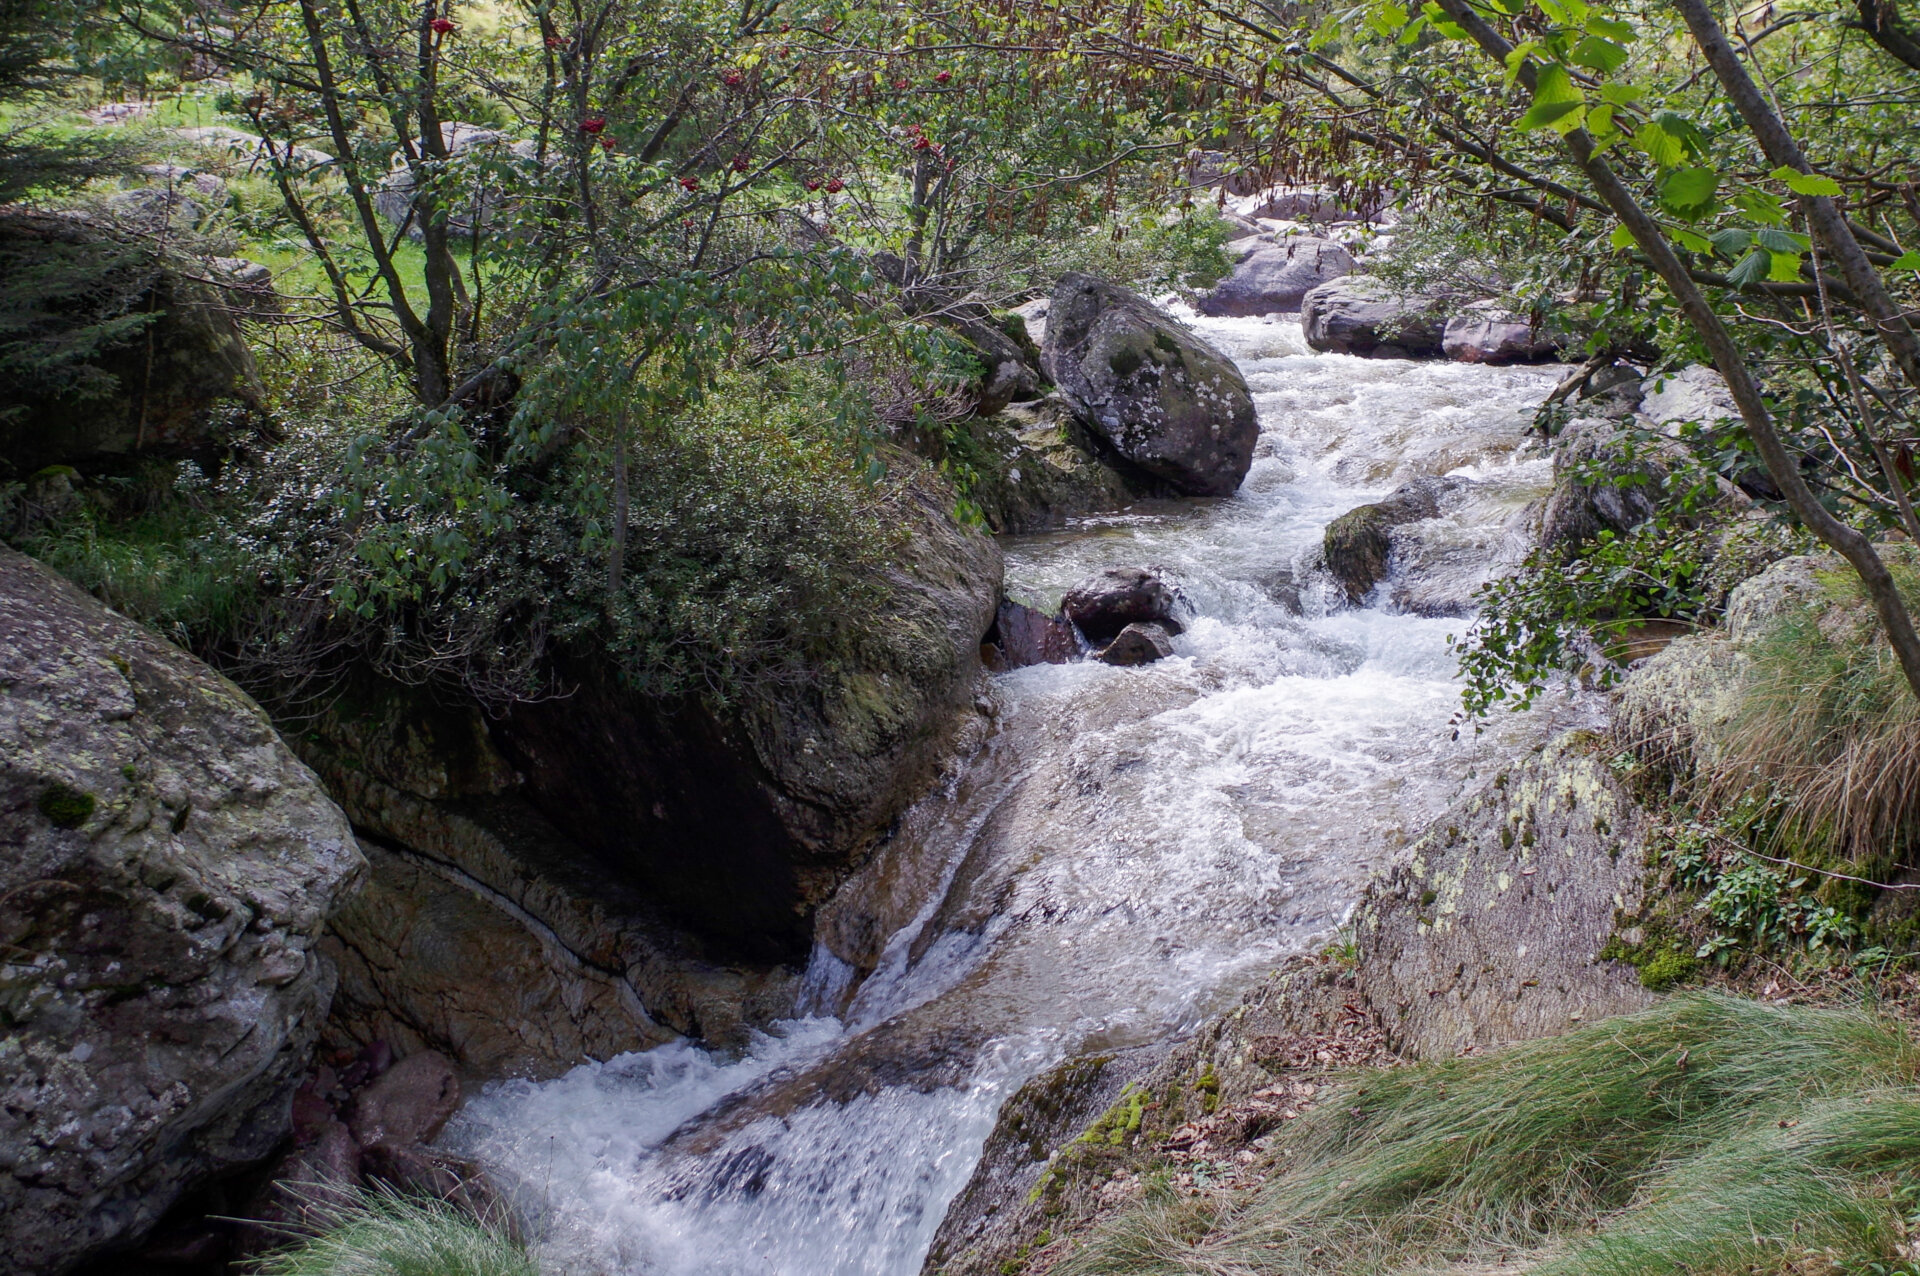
[1056, 995, 1920, 1276]
[249, 1190, 537, 1276]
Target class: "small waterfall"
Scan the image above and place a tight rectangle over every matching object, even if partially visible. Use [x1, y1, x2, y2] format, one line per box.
[443, 311, 1582, 1275]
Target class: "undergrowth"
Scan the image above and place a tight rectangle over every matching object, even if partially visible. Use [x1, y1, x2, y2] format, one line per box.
[248, 1189, 536, 1276]
[1056, 995, 1920, 1276]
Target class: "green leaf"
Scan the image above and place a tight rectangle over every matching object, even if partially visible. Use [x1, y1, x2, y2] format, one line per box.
[1754, 227, 1810, 253]
[1397, 14, 1429, 42]
[1586, 15, 1636, 40]
[1659, 166, 1719, 218]
[1503, 39, 1541, 85]
[1653, 110, 1707, 158]
[1891, 250, 1920, 270]
[1599, 81, 1645, 106]
[1732, 187, 1789, 228]
[1709, 227, 1752, 258]
[1517, 62, 1585, 131]
[1770, 166, 1843, 197]
[1768, 250, 1803, 283]
[1672, 227, 1713, 252]
[1610, 223, 1638, 250]
[1632, 121, 1685, 168]
[1519, 98, 1585, 131]
[1726, 248, 1771, 287]
[1569, 35, 1629, 72]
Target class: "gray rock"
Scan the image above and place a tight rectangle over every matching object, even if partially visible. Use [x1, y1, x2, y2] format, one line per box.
[238, 1119, 362, 1248]
[1356, 730, 1656, 1059]
[1322, 476, 1465, 602]
[1195, 236, 1353, 316]
[0, 548, 363, 1275]
[1061, 566, 1186, 643]
[345, 1051, 459, 1149]
[1300, 276, 1446, 357]
[1539, 417, 1677, 551]
[0, 210, 265, 475]
[1097, 622, 1175, 665]
[172, 125, 334, 173]
[1578, 362, 1645, 418]
[373, 122, 539, 241]
[1442, 305, 1561, 363]
[1042, 272, 1259, 496]
[1246, 187, 1355, 223]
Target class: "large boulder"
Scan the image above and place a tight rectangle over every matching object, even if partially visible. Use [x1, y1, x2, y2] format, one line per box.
[1442, 303, 1562, 363]
[1042, 273, 1259, 496]
[372, 122, 537, 241]
[1300, 276, 1446, 357]
[0, 211, 265, 478]
[1322, 476, 1465, 602]
[1539, 417, 1677, 551]
[984, 599, 1079, 669]
[1195, 236, 1353, 316]
[1357, 730, 1656, 1058]
[302, 471, 1001, 1078]
[0, 549, 363, 1275]
[1061, 566, 1187, 643]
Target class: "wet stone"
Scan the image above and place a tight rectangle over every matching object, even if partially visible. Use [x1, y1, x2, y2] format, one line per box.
[1098, 622, 1176, 666]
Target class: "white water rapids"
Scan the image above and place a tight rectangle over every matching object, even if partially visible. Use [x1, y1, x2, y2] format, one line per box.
[444, 311, 1584, 1275]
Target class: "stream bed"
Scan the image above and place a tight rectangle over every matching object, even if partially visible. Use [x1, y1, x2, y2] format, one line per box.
[444, 311, 1577, 1275]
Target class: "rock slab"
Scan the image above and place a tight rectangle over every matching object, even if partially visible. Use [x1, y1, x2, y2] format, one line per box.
[1300, 277, 1446, 357]
[1042, 273, 1259, 496]
[1060, 566, 1186, 644]
[1195, 236, 1353, 316]
[0, 548, 362, 1275]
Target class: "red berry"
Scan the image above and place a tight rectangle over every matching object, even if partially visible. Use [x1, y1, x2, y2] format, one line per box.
[679, 174, 699, 191]
[824, 177, 844, 193]
[429, 16, 454, 34]
[779, 21, 791, 32]
[580, 115, 606, 133]
[935, 70, 951, 83]
[723, 71, 744, 87]
[545, 35, 565, 49]
[892, 77, 909, 90]
[599, 135, 615, 151]
[732, 153, 750, 172]
[913, 135, 933, 150]
[805, 179, 822, 191]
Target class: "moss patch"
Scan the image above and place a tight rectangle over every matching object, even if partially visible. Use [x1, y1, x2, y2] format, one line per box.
[38, 782, 95, 829]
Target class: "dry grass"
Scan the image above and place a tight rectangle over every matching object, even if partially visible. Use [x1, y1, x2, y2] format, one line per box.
[1052, 995, 1920, 1276]
[1708, 564, 1920, 865]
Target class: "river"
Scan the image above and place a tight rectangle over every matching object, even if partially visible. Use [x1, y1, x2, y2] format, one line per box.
[443, 309, 1574, 1275]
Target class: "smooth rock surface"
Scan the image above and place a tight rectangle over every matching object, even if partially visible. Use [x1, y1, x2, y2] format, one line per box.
[345, 1050, 459, 1149]
[1300, 276, 1446, 357]
[0, 548, 362, 1275]
[1539, 417, 1676, 551]
[1442, 305, 1561, 363]
[1042, 272, 1259, 496]
[1195, 236, 1353, 316]
[1097, 621, 1176, 665]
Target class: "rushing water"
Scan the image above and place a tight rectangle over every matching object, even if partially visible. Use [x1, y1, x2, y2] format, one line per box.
[445, 311, 1582, 1275]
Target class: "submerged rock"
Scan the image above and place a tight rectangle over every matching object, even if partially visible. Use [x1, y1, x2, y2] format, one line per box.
[1195, 236, 1353, 316]
[1042, 272, 1259, 496]
[1060, 566, 1187, 644]
[1097, 621, 1176, 666]
[1322, 476, 1465, 602]
[1300, 276, 1446, 357]
[986, 599, 1079, 669]
[0, 548, 362, 1275]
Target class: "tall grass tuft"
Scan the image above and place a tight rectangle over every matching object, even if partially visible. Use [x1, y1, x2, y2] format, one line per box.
[1056, 995, 1920, 1276]
[1708, 561, 1920, 864]
[247, 1189, 538, 1276]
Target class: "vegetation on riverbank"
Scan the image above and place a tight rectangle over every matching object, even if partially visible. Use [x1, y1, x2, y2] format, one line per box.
[1048, 996, 1920, 1276]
